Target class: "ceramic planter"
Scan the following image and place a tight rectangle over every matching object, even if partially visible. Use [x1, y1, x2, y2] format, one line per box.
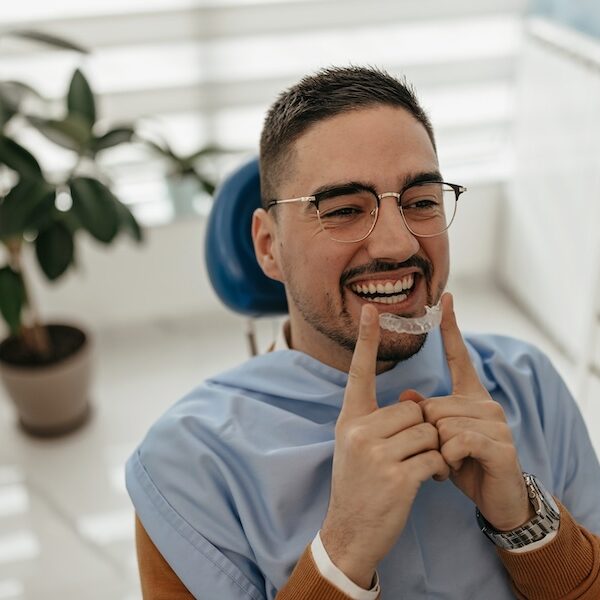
[0, 324, 93, 436]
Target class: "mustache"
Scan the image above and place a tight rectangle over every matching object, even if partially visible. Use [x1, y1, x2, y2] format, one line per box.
[340, 256, 433, 287]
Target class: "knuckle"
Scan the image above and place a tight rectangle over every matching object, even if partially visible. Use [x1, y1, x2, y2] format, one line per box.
[436, 417, 450, 437]
[440, 443, 454, 463]
[488, 401, 506, 420]
[348, 363, 367, 384]
[358, 327, 371, 342]
[344, 424, 369, 450]
[401, 400, 424, 423]
[420, 450, 445, 476]
[420, 401, 437, 423]
[457, 429, 477, 447]
[503, 443, 518, 462]
[417, 422, 439, 445]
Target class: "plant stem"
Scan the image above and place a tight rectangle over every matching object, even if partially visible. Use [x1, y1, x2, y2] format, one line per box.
[6, 238, 51, 357]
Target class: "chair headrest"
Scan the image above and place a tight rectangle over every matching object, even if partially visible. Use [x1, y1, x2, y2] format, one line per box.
[205, 158, 288, 317]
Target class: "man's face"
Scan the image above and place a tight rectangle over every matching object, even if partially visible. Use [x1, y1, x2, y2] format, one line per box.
[255, 105, 450, 372]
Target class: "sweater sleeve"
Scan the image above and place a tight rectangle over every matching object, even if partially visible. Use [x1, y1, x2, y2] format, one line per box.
[136, 502, 600, 600]
[275, 544, 381, 600]
[135, 515, 195, 599]
[135, 515, 379, 600]
[497, 500, 600, 600]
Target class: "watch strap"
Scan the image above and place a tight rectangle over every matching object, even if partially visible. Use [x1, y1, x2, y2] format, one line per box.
[476, 473, 560, 550]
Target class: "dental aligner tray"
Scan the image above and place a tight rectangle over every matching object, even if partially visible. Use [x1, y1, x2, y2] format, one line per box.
[379, 300, 442, 334]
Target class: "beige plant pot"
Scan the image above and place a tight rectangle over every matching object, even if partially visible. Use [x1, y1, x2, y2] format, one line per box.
[0, 325, 93, 437]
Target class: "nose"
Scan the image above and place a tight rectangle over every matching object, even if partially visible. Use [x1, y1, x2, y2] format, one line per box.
[365, 196, 420, 260]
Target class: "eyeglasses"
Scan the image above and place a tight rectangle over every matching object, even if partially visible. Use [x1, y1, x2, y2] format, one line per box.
[267, 180, 466, 243]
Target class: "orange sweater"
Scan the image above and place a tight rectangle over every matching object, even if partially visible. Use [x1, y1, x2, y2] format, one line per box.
[135, 501, 600, 599]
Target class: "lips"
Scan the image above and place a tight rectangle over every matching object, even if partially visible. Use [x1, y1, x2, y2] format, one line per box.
[347, 271, 421, 308]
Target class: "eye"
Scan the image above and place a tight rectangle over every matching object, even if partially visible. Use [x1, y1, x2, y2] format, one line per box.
[317, 191, 374, 222]
[402, 197, 440, 211]
[321, 205, 364, 219]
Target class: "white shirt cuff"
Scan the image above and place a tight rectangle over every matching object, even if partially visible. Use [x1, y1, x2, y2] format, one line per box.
[311, 531, 380, 599]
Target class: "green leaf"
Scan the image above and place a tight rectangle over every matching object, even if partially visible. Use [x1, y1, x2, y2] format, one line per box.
[0, 98, 17, 129]
[181, 171, 216, 196]
[23, 190, 58, 232]
[139, 137, 178, 160]
[0, 180, 53, 238]
[35, 220, 75, 281]
[93, 126, 135, 153]
[28, 115, 91, 152]
[0, 136, 43, 178]
[69, 177, 119, 243]
[7, 30, 90, 54]
[67, 69, 96, 128]
[114, 200, 143, 242]
[0, 265, 26, 333]
[201, 179, 216, 196]
[0, 80, 44, 105]
[184, 144, 222, 162]
[0, 81, 44, 129]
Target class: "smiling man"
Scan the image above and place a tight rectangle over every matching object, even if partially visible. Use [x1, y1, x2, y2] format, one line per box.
[254, 102, 448, 370]
[126, 67, 600, 599]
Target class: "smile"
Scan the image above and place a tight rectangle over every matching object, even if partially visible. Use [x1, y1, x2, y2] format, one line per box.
[349, 273, 416, 305]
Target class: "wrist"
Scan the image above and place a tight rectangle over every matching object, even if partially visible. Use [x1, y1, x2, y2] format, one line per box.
[320, 525, 376, 590]
[477, 473, 560, 550]
[491, 498, 537, 532]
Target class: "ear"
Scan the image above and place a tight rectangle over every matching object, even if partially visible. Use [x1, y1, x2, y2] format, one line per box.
[252, 208, 285, 283]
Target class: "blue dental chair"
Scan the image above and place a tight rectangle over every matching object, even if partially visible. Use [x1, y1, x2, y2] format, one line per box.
[204, 158, 288, 355]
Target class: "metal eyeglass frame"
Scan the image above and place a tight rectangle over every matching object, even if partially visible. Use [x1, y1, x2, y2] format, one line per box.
[266, 181, 467, 243]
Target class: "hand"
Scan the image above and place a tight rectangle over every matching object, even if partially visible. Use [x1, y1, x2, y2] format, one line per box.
[419, 293, 533, 531]
[320, 304, 449, 589]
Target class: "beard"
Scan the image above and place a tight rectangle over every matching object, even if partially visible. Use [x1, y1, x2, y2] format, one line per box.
[286, 255, 444, 363]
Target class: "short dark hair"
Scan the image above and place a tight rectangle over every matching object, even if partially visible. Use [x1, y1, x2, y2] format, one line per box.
[259, 66, 436, 208]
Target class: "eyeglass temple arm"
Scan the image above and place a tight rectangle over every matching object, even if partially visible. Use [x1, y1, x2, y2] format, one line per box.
[268, 197, 315, 208]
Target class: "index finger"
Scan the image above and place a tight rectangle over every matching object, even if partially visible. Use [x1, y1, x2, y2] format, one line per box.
[440, 292, 482, 394]
[340, 304, 380, 420]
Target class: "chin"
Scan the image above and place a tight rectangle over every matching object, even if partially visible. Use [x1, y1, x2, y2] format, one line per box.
[376, 331, 428, 362]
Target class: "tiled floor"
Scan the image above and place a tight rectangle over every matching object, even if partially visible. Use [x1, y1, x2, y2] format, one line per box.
[0, 277, 595, 600]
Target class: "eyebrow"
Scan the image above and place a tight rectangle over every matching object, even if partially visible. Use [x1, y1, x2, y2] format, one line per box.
[309, 170, 444, 198]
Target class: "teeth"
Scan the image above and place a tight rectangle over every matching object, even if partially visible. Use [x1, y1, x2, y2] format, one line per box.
[368, 294, 407, 304]
[350, 274, 415, 297]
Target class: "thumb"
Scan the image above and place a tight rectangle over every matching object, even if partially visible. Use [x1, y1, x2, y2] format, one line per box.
[398, 389, 427, 403]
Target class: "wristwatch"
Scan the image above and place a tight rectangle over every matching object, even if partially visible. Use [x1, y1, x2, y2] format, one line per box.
[476, 473, 560, 550]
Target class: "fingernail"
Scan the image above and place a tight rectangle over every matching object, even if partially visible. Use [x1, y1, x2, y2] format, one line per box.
[362, 306, 374, 325]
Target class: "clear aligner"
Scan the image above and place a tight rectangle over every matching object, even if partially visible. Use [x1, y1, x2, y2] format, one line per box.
[378, 300, 443, 334]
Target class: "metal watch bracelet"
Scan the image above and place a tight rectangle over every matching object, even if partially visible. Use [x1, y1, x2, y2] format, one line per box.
[476, 473, 560, 550]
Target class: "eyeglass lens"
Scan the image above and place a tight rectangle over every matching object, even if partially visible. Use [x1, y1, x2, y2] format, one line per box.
[316, 183, 457, 242]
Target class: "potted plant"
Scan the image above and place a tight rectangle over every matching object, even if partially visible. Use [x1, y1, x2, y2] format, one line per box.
[140, 133, 221, 217]
[0, 32, 142, 436]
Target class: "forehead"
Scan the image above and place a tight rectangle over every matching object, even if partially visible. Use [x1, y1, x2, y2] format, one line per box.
[283, 105, 438, 195]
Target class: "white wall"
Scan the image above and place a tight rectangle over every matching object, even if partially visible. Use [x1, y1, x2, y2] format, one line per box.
[21, 217, 222, 333]
[498, 19, 600, 363]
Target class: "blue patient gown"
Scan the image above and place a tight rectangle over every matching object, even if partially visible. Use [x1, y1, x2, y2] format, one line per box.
[126, 329, 600, 599]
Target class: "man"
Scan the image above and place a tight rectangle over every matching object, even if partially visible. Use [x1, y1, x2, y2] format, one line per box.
[126, 67, 600, 599]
